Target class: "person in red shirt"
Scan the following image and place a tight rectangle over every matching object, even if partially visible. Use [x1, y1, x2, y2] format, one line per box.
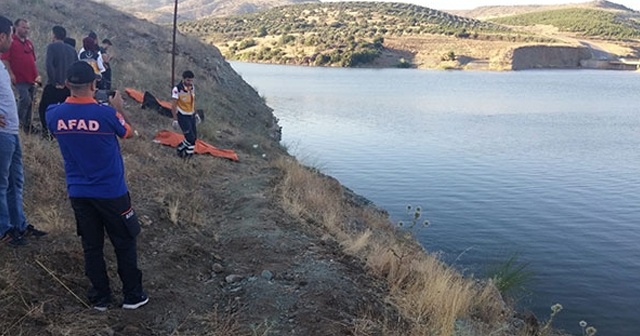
[0, 19, 39, 133]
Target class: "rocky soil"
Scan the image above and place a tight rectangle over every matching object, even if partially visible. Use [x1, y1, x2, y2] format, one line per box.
[3, 142, 406, 335]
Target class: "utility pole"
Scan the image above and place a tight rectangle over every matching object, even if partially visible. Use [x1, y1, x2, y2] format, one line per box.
[171, 0, 178, 88]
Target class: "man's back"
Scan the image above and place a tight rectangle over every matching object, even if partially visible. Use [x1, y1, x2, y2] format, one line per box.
[46, 42, 77, 86]
[45, 96, 130, 198]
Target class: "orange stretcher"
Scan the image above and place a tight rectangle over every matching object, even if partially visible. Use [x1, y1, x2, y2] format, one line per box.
[124, 88, 173, 111]
[153, 130, 239, 161]
[124, 87, 145, 103]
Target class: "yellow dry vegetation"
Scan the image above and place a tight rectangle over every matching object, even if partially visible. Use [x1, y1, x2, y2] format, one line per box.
[384, 35, 521, 69]
[273, 157, 512, 335]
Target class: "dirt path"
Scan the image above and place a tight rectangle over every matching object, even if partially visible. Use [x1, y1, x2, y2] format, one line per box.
[1, 131, 403, 335]
[517, 24, 623, 60]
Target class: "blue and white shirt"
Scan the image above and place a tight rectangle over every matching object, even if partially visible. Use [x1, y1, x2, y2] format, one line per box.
[0, 62, 19, 135]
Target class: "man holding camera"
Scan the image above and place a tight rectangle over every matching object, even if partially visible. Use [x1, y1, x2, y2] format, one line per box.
[46, 61, 148, 311]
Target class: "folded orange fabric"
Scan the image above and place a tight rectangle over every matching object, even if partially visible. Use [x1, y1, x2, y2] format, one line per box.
[124, 88, 144, 103]
[125, 87, 173, 111]
[153, 130, 239, 161]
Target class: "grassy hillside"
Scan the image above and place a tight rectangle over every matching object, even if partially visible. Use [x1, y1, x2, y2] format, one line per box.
[94, 0, 319, 23]
[449, 0, 635, 20]
[180, 1, 557, 67]
[491, 8, 640, 39]
[14, 0, 280, 148]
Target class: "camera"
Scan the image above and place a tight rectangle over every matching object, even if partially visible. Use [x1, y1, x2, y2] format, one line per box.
[95, 89, 117, 104]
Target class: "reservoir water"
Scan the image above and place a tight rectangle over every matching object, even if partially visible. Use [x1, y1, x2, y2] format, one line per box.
[231, 61, 640, 335]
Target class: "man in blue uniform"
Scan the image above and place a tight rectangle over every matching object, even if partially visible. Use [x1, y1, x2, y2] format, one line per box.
[46, 61, 148, 311]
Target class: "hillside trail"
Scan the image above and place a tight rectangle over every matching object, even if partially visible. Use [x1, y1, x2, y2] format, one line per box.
[518, 24, 620, 59]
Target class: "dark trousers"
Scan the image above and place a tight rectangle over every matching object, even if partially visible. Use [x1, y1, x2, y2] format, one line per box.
[70, 193, 144, 304]
[178, 113, 197, 145]
[38, 85, 70, 133]
[15, 83, 35, 133]
[99, 67, 112, 90]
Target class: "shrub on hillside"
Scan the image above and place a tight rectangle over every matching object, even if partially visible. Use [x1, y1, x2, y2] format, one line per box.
[237, 38, 257, 50]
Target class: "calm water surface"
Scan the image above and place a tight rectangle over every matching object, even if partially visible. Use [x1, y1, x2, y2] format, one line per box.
[232, 62, 640, 335]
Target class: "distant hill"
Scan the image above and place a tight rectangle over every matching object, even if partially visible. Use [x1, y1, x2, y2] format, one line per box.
[180, 1, 537, 67]
[94, 0, 319, 23]
[448, 0, 635, 20]
[490, 7, 640, 39]
[176, 0, 640, 70]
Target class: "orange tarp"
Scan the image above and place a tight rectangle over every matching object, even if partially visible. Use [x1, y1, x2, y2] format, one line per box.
[153, 130, 239, 161]
[124, 87, 144, 103]
[124, 88, 172, 110]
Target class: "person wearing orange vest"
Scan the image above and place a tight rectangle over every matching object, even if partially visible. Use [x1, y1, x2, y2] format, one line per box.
[171, 70, 200, 158]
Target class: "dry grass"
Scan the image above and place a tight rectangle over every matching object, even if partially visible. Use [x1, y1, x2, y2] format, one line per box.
[273, 156, 512, 336]
[351, 309, 403, 336]
[167, 306, 243, 336]
[20, 134, 71, 234]
[0, 72, 238, 336]
[384, 35, 522, 70]
[0, 114, 238, 335]
[0, 201, 98, 335]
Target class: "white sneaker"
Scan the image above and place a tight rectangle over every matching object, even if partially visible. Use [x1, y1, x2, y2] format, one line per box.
[122, 296, 149, 310]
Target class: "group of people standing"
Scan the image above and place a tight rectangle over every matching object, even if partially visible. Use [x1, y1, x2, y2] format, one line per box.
[1, 16, 148, 311]
[1, 19, 113, 135]
[1, 12, 201, 312]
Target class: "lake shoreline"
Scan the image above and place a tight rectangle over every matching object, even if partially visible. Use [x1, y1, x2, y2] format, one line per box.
[230, 45, 640, 71]
[233, 62, 640, 335]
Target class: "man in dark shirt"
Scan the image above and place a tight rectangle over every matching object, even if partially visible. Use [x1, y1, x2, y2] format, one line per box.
[63, 37, 76, 48]
[38, 25, 77, 135]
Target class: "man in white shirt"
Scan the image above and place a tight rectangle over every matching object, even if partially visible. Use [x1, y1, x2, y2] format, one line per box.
[0, 15, 47, 247]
